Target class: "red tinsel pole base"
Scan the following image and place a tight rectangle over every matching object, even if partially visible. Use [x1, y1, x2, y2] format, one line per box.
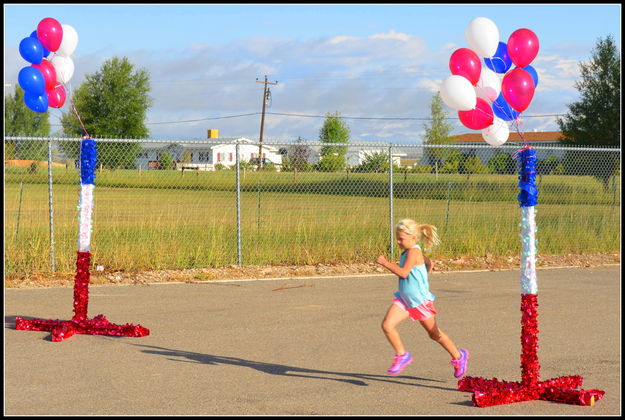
[457, 294, 604, 407]
[14, 251, 149, 342]
[458, 375, 605, 407]
[14, 315, 150, 342]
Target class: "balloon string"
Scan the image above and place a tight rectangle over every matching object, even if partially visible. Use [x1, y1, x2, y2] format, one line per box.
[513, 115, 527, 146]
[473, 105, 494, 121]
[490, 56, 506, 70]
[511, 116, 531, 159]
[59, 79, 89, 138]
[491, 100, 507, 117]
[69, 100, 90, 139]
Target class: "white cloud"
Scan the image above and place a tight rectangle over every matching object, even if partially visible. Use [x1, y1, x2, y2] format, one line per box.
[4, 30, 588, 143]
[327, 35, 360, 44]
[370, 29, 411, 42]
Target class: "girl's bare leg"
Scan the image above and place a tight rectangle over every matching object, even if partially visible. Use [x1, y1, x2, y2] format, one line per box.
[381, 304, 410, 354]
[419, 316, 461, 359]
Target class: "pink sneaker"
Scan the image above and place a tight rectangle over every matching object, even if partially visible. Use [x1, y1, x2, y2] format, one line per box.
[450, 348, 469, 378]
[387, 352, 413, 375]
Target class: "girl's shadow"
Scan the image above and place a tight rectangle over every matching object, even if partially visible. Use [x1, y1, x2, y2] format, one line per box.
[129, 342, 456, 391]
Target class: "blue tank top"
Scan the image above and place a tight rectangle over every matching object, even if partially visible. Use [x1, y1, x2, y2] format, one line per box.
[393, 244, 435, 308]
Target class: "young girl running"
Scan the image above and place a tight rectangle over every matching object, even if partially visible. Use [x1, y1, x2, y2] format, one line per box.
[375, 218, 469, 378]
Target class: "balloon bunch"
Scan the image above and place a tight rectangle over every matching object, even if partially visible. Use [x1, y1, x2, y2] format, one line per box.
[440, 17, 539, 146]
[17, 17, 79, 113]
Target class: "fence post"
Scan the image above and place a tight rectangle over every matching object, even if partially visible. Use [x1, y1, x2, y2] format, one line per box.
[47, 139, 55, 273]
[15, 182, 24, 241]
[236, 142, 242, 266]
[389, 144, 394, 257]
[445, 181, 453, 232]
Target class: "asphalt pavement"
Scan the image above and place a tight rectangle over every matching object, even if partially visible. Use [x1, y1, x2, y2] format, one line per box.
[4, 266, 621, 415]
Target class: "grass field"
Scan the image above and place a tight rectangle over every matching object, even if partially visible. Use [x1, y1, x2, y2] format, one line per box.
[4, 166, 621, 278]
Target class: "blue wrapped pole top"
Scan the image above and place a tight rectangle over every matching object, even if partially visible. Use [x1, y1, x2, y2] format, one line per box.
[80, 137, 97, 185]
[517, 147, 538, 207]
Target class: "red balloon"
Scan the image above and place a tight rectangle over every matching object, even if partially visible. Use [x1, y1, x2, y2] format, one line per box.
[47, 85, 66, 108]
[507, 28, 539, 67]
[449, 48, 481, 86]
[32, 59, 57, 91]
[37, 17, 63, 52]
[501, 68, 535, 112]
[458, 97, 494, 130]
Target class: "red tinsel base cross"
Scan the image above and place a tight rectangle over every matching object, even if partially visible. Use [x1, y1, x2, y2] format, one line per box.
[458, 374, 605, 407]
[15, 314, 150, 342]
[15, 251, 149, 342]
[457, 294, 604, 407]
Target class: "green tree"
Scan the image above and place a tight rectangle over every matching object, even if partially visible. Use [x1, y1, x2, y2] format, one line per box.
[354, 151, 389, 173]
[4, 86, 50, 160]
[488, 152, 516, 174]
[557, 35, 620, 189]
[423, 92, 454, 173]
[316, 154, 346, 172]
[318, 112, 350, 171]
[463, 155, 490, 177]
[60, 56, 152, 169]
[439, 150, 463, 174]
[159, 151, 173, 170]
[353, 150, 400, 173]
[536, 155, 561, 175]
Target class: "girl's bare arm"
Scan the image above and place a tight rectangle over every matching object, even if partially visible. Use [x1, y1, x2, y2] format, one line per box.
[376, 248, 423, 278]
[423, 254, 433, 274]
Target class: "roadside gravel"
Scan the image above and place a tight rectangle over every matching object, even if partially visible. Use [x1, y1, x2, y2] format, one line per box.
[5, 252, 620, 288]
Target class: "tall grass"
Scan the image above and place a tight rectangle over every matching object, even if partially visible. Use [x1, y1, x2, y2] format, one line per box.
[3, 168, 620, 278]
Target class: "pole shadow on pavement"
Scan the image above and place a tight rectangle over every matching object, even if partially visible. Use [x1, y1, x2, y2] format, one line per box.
[127, 342, 456, 392]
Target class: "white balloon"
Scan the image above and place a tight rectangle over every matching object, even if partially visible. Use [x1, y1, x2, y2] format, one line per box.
[440, 75, 477, 111]
[465, 17, 499, 58]
[57, 24, 79, 57]
[481, 117, 509, 146]
[51, 55, 75, 83]
[475, 67, 501, 102]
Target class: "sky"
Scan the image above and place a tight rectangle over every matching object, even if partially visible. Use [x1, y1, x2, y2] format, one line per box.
[3, 3, 622, 144]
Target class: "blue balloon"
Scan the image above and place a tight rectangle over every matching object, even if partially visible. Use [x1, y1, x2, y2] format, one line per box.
[23, 91, 49, 113]
[492, 93, 520, 121]
[18, 66, 46, 95]
[19, 36, 44, 64]
[30, 30, 50, 58]
[484, 42, 512, 74]
[522, 65, 539, 88]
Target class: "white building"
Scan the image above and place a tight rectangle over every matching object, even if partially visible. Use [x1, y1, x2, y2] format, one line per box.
[281, 141, 407, 168]
[345, 148, 407, 168]
[136, 137, 282, 170]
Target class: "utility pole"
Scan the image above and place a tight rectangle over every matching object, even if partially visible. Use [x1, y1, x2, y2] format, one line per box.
[256, 75, 278, 170]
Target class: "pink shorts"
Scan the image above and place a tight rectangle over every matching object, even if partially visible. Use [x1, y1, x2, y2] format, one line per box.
[393, 298, 437, 321]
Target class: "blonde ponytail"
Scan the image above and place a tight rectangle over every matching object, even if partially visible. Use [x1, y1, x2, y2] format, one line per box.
[418, 223, 440, 251]
[396, 218, 440, 251]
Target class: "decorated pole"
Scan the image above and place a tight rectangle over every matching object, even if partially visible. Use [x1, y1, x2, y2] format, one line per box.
[15, 136, 149, 342]
[457, 146, 605, 407]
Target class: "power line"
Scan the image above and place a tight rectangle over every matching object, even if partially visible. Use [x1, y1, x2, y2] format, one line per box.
[266, 112, 566, 120]
[49, 111, 567, 127]
[147, 112, 260, 125]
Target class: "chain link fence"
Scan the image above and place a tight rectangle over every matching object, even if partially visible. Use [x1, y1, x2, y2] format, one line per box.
[4, 136, 621, 278]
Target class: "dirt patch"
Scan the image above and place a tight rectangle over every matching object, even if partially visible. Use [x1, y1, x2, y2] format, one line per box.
[4, 159, 66, 168]
[5, 253, 620, 289]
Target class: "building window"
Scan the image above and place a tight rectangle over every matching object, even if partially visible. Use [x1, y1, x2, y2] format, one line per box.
[198, 152, 210, 162]
[137, 152, 148, 159]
